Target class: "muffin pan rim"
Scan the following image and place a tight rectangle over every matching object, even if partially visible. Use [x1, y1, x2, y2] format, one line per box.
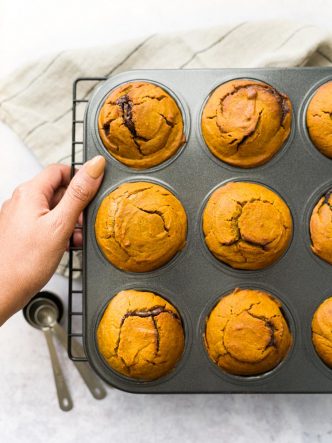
[90, 175, 191, 277]
[92, 78, 191, 173]
[196, 176, 295, 276]
[197, 283, 297, 385]
[197, 76, 295, 171]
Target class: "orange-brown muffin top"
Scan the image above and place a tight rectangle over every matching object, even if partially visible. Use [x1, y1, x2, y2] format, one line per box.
[95, 182, 187, 272]
[97, 290, 185, 381]
[202, 181, 293, 270]
[201, 79, 292, 168]
[306, 82, 332, 158]
[205, 288, 292, 376]
[98, 81, 185, 169]
[310, 189, 332, 265]
[312, 297, 332, 368]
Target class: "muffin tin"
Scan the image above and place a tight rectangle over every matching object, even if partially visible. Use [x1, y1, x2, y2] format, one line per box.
[82, 68, 332, 393]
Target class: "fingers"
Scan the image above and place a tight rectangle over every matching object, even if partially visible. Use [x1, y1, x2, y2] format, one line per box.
[50, 186, 67, 209]
[38, 164, 72, 188]
[65, 231, 83, 251]
[72, 213, 83, 247]
[48, 156, 106, 241]
[0, 199, 10, 214]
[29, 164, 72, 203]
[73, 229, 83, 247]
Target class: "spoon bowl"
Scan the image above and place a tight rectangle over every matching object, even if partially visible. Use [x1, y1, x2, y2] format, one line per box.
[34, 303, 58, 329]
[23, 291, 63, 330]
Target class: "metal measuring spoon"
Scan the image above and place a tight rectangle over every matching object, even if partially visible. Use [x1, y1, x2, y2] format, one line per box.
[24, 297, 73, 411]
[38, 298, 106, 399]
[24, 292, 106, 402]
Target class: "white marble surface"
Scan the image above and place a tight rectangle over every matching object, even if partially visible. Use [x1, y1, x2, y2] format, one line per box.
[2, 1, 332, 442]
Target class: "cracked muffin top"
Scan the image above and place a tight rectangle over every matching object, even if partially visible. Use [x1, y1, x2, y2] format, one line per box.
[201, 79, 292, 168]
[95, 181, 187, 272]
[205, 288, 292, 376]
[310, 189, 332, 265]
[312, 297, 332, 368]
[98, 81, 185, 169]
[202, 181, 292, 270]
[97, 290, 185, 381]
[306, 82, 332, 158]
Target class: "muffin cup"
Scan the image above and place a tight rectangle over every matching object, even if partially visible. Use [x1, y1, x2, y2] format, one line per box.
[90, 176, 190, 277]
[197, 177, 295, 276]
[92, 79, 191, 173]
[92, 283, 192, 389]
[198, 283, 296, 385]
[197, 76, 295, 172]
[299, 74, 332, 163]
[303, 292, 332, 383]
[303, 179, 332, 270]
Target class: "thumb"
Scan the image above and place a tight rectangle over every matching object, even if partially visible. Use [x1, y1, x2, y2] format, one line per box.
[50, 155, 106, 239]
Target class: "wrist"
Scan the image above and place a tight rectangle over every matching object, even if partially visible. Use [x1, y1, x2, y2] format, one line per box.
[0, 267, 32, 325]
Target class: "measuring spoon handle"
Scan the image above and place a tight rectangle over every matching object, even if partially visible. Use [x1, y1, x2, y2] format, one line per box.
[44, 328, 73, 411]
[53, 322, 107, 400]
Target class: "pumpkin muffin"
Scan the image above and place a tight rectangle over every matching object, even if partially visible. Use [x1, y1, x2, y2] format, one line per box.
[310, 189, 332, 264]
[97, 290, 185, 381]
[95, 182, 187, 272]
[205, 288, 292, 376]
[312, 297, 332, 368]
[98, 81, 185, 168]
[202, 181, 292, 270]
[306, 81, 332, 158]
[201, 79, 292, 168]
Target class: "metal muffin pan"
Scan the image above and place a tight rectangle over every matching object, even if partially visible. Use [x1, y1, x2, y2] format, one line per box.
[83, 68, 332, 393]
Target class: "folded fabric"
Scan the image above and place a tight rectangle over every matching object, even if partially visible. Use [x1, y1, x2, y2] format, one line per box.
[0, 20, 331, 276]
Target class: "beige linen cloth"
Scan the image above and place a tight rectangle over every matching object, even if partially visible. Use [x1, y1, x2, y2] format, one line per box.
[0, 21, 332, 276]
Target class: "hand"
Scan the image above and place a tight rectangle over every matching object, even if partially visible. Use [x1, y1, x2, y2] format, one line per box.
[0, 155, 106, 325]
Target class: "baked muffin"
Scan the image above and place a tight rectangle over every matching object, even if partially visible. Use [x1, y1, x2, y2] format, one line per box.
[306, 82, 332, 158]
[202, 181, 292, 270]
[310, 189, 332, 264]
[205, 288, 292, 376]
[97, 290, 185, 381]
[201, 79, 292, 168]
[98, 81, 185, 169]
[312, 297, 332, 367]
[95, 181, 187, 272]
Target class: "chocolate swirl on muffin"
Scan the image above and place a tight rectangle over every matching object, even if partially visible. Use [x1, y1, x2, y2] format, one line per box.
[201, 79, 292, 168]
[97, 290, 185, 381]
[98, 81, 185, 169]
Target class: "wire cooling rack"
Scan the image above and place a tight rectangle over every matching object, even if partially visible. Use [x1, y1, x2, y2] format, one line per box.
[68, 77, 106, 361]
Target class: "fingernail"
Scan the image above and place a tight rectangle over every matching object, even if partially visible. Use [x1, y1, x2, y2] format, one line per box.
[85, 156, 106, 179]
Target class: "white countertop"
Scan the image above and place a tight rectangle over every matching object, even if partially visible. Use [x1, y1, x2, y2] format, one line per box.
[1, 1, 332, 442]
